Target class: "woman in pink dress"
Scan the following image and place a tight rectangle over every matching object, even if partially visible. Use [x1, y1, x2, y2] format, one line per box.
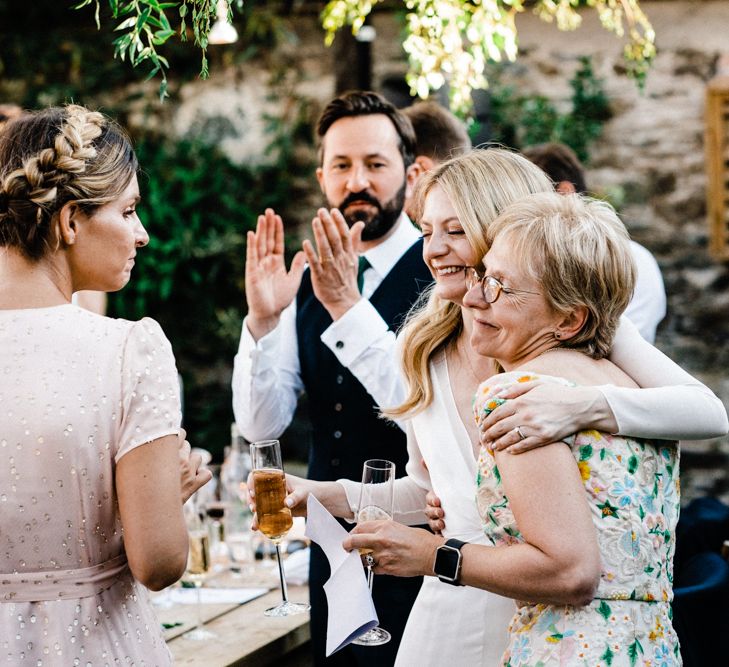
[0, 104, 210, 664]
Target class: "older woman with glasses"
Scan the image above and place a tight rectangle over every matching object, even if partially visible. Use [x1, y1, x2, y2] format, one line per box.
[278, 149, 724, 666]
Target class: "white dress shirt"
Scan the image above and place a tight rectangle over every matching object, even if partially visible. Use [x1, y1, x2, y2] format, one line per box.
[624, 241, 667, 343]
[232, 214, 422, 442]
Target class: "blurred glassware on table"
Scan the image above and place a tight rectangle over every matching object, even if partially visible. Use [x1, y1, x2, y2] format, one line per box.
[221, 424, 251, 504]
[221, 424, 255, 576]
[182, 499, 216, 640]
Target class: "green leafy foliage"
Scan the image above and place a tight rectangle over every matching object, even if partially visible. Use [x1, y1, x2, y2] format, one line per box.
[0, 0, 205, 105]
[487, 56, 611, 162]
[67, 0, 654, 115]
[323, 0, 653, 115]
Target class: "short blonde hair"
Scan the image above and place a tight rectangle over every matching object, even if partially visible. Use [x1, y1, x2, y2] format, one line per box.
[385, 148, 553, 418]
[488, 192, 636, 359]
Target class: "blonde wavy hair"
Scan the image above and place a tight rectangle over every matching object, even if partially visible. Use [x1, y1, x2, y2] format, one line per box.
[487, 192, 636, 360]
[0, 104, 137, 260]
[385, 148, 553, 419]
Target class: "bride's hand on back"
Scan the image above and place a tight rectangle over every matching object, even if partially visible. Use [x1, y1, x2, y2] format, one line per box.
[178, 430, 213, 503]
[479, 381, 615, 454]
[424, 490, 445, 534]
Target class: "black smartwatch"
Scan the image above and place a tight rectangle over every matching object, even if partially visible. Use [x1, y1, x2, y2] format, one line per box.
[433, 538, 467, 586]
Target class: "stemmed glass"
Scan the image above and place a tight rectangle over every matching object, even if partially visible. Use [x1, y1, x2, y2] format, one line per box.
[250, 439, 310, 617]
[352, 458, 395, 647]
[182, 504, 216, 640]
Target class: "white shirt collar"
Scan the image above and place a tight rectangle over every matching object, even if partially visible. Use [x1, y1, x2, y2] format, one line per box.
[361, 213, 420, 279]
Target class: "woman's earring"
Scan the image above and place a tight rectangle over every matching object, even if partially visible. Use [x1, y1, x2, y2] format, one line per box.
[555, 332, 561, 339]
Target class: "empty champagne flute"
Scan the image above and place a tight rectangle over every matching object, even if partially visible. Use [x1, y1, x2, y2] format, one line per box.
[352, 458, 395, 647]
[183, 505, 216, 640]
[250, 439, 310, 617]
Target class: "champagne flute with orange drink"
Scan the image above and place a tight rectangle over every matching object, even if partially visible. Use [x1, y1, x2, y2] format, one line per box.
[250, 439, 310, 617]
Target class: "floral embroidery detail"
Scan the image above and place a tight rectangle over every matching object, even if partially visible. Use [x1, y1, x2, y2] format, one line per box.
[474, 372, 681, 667]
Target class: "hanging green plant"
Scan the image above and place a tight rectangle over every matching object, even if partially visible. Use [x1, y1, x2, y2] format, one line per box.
[73, 0, 655, 114]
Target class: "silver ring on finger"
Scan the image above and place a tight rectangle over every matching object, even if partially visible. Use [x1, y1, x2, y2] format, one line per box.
[514, 426, 526, 441]
[364, 553, 376, 568]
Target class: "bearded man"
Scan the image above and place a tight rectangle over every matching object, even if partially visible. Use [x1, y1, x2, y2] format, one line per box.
[233, 91, 432, 666]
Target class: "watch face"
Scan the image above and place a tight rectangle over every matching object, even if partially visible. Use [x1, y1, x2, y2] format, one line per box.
[434, 544, 460, 581]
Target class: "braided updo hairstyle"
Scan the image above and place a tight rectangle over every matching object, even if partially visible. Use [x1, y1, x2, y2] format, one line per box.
[0, 104, 138, 260]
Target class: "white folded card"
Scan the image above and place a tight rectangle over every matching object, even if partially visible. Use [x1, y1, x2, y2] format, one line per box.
[305, 495, 378, 656]
[166, 587, 269, 605]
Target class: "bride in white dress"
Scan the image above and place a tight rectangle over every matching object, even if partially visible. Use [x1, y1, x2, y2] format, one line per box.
[277, 149, 727, 665]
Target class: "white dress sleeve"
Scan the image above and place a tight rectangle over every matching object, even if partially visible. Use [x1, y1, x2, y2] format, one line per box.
[623, 241, 667, 343]
[337, 422, 430, 525]
[604, 317, 728, 439]
[116, 318, 182, 462]
[231, 302, 304, 442]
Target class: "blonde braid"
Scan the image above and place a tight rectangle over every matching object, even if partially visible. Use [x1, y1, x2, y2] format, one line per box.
[1, 105, 106, 227]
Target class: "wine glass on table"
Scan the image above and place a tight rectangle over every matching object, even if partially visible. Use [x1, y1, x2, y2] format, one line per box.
[250, 439, 310, 617]
[183, 504, 216, 640]
[352, 458, 395, 647]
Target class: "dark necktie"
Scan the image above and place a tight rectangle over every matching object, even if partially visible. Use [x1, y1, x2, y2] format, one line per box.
[357, 256, 371, 294]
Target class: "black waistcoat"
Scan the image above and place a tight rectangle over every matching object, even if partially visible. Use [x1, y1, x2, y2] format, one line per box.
[296, 239, 432, 483]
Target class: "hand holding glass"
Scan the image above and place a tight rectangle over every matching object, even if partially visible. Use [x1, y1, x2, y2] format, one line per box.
[352, 458, 395, 647]
[250, 439, 310, 617]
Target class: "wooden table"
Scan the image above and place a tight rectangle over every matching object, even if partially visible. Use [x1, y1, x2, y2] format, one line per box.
[156, 572, 311, 666]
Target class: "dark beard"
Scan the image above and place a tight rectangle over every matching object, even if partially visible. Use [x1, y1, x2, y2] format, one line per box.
[334, 180, 407, 242]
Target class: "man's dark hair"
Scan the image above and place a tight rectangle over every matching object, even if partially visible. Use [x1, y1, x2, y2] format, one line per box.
[522, 142, 587, 194]
[316, 90, 416, 168]
[403, 101, 471, 162]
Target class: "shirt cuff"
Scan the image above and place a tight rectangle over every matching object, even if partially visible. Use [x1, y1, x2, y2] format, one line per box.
[595, 384, 625, 435]
[335, 479, 361, 523]
[239, 316, 282, 374]
[321, 299, 390, 367]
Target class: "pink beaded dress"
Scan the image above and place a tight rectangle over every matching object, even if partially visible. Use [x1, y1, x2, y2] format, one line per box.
[0, 304, 181, 665]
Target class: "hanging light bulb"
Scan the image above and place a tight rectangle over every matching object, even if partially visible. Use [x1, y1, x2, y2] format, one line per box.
[209, 0, 238, 45]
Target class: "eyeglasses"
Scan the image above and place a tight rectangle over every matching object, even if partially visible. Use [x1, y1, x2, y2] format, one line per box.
[464, 266, 540, 304]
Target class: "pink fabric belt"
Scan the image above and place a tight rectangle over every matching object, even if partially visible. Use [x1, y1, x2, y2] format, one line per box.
[0, 553, 130, 602]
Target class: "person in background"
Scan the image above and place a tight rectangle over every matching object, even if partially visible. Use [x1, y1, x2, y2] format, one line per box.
[402, 100, 471, 218]
[232, 90, 432, 666]
[0, 104, 210, 664]
[0, 103, 24, 133]
[523, 141, 666, 342]
[73, 289, 108, 314]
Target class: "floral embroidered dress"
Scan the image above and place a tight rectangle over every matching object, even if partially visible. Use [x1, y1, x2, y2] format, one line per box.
[474, 372, 681, 667]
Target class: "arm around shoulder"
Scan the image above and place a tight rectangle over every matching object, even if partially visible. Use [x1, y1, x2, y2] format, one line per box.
[607, 317, 728, 439]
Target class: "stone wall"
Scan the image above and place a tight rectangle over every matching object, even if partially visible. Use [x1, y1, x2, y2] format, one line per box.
[496, 1, 729, 504]
[167, 1, 729, 501]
